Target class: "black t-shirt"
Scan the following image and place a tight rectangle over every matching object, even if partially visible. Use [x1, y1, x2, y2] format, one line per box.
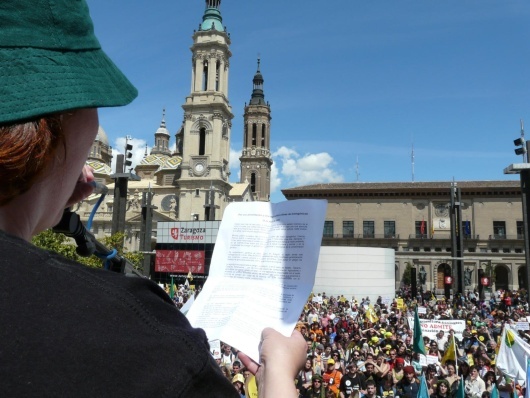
[339, 372, 367, 396]
[0, 230, 238, 397]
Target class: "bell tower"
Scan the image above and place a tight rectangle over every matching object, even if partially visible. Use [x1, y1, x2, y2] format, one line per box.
[178, 0, 233, 220]
[240, 58, 272, 201]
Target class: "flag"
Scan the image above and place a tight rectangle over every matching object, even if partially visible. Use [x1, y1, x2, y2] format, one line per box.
[365, 305, 379, 323]
[418, 374, 429, 398]
[496, 324, 530, 385]
[456, 376, 465, 398]
[413, 307, 427, 356]
[420, 218, 426, 235]
[431, 221, 434, 237]
[169, 280, 175, 299]
[441, 335, 457, 365]
[187, 270, 193, 281]
[491, 384, 499, 398]
[464, 221, 471, 236]
[180, 293, 195, 315]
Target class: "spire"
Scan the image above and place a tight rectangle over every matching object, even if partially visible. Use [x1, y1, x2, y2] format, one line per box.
[151, 108, 171, 156]
[249, 57, 266, 106]
[200, 0, 224, 31]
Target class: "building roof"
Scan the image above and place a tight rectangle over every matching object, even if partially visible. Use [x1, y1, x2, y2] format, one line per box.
[282, 180, 521, 198]
[229, 182, 249, 197]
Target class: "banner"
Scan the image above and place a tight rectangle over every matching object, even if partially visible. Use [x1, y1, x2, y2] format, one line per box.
[407, 318, 466, 340]
[155, 250, 205, 273]
[209, 339, 221, 359]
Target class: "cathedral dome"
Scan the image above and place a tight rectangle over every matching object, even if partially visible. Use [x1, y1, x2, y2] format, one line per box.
[96, 126, 109, 146]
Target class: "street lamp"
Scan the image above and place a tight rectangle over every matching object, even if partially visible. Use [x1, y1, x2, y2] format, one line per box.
[504, 143, 530, 302]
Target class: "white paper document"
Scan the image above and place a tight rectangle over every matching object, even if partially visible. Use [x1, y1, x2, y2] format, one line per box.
[186, 199, 327, 362]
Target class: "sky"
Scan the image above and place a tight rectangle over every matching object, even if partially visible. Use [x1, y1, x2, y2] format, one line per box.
[88, 0, 530, 203]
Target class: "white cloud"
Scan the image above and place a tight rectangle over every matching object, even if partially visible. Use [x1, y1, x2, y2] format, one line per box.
[112, 137, 150, 173]
[229, 147, 242, 181]
[272, 146, 344, 188]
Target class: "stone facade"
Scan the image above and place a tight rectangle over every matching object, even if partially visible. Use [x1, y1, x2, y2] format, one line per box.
[282, 181, 527, 293]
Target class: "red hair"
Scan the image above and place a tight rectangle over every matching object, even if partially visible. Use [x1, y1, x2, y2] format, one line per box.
[0, 115, 64, 205]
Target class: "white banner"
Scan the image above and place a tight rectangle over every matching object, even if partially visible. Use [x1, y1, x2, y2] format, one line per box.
[209, 339, 221, 359]
[407, 317, 466, 341]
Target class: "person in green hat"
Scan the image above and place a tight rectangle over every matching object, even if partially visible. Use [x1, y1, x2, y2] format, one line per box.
[0, 1, 307, 396]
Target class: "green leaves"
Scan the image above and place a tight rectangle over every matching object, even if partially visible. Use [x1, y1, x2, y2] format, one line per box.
[32, 229, 143, 271]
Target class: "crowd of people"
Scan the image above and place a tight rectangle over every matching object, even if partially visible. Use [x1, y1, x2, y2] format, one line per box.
[211, 288, 530, 398]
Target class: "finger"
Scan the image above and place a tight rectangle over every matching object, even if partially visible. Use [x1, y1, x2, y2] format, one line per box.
[238, 351, 259, 375]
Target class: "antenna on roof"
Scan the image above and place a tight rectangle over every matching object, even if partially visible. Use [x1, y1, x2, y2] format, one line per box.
[411, 142, 415, 182]
[355, 156, 360, 182]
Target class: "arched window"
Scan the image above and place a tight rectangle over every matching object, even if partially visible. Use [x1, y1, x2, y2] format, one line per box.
[244, 124, 248, 147]
[252, 123, 257, 146]
[261, 124, 266, 147]
[215, 60, 220, 91]
[202, 60, 208, 91]
[199, 127, 206, 155]
[250, 172, 256, 193]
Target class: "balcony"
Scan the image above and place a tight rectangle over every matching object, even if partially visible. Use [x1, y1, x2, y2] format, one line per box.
[489, 234, 523, 240]
[323, 233, 400, 240]
[408, 234, 480, 240]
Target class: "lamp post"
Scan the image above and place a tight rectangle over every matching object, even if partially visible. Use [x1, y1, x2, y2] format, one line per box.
[505, 131, 530, 302]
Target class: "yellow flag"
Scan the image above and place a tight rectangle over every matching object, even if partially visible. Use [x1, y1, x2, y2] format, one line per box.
[365, 305, 379, 323]
[187, 271, 193, 281]
[441, 336, 456, 365]
[245, 375, 258, 398]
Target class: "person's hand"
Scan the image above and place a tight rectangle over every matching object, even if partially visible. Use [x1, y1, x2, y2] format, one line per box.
[65, 165, 95, 207]
[238, 328, 306, 398]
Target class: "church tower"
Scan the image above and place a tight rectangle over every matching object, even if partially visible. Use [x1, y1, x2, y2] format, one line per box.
[240, 59, 272, 201]
[151, 109, 171, 156]
[178, 0, 233, 220]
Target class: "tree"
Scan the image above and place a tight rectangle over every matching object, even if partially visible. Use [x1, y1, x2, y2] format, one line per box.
[32, 230, 143, 271]
[402, 262, 413, 286]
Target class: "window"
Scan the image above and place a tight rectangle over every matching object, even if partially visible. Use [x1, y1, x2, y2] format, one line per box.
[250, 173, 256, 193]
[342, 221, 354, 238]
[491, 248, 499, 253]
[323, 221, 334, 238]
[468, 247, 476, 253]
[363, 221, 374, 238]
[415, 220, 428, 238]
[493, 221, 506, 239]
[515, 248, 523, 253]
[199, 127, 206, 155]
[215, 61, 220, 91]
[384, 221, 395, 238]
[202, 60, 208, 91]
[261, 124, 266, 147]
[517, 221, 524, 239]
[480, 248, 488, 253]
[252, 123, 257, 146]
[503, 248, 510, 253]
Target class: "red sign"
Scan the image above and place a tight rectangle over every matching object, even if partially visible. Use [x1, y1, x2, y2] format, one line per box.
[481, 277, 490, 286]
[444, 276, 453, 285]
[155, 250, 205, 273]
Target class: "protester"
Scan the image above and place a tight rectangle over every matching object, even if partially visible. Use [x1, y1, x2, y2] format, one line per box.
[0, 1, 307, 396]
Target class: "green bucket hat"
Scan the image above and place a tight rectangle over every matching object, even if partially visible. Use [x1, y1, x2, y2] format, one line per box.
[0, 0, 138, 124]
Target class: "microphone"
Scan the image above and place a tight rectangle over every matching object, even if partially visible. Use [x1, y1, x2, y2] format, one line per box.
[52, 209, 96, 257]
[90, 181, 108, 195]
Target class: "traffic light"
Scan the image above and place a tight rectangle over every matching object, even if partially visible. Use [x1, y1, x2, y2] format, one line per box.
[124, 143, 133, 168]
[514, 137, 526, 156]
